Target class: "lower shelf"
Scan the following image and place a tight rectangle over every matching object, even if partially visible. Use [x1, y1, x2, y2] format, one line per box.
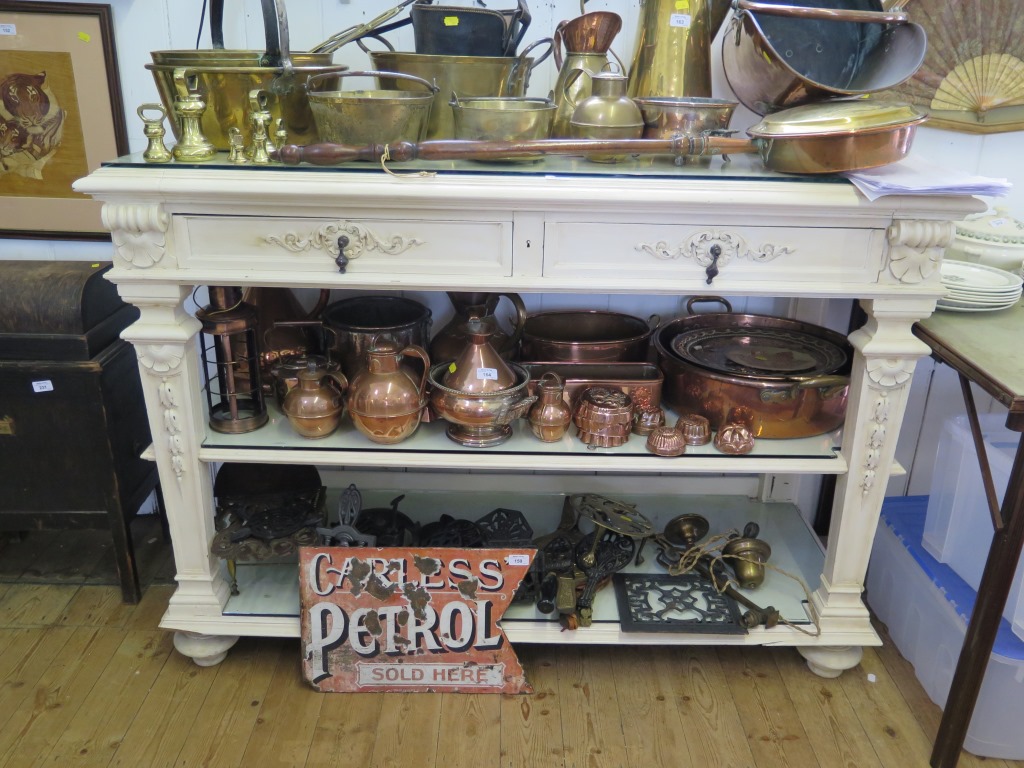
[170, 493, 828, 645]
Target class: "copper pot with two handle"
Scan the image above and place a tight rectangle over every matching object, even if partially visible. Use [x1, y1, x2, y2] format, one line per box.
[654, 297, 852, 439]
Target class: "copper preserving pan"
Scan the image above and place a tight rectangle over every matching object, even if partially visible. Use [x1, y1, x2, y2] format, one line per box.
[654, 297, 852, 439]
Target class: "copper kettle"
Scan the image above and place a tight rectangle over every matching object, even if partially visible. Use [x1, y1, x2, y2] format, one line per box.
[243, 287, 331, 387]
[430, 291, 527, 363]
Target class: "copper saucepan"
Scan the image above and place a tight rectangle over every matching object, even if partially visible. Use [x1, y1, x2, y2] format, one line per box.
[654, 297, 852, 439]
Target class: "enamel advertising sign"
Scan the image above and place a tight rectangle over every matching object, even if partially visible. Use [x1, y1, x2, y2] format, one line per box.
[299, 547, 535, 693]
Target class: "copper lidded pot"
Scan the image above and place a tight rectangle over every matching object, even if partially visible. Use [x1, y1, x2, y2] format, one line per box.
[280, 361, 349, 439]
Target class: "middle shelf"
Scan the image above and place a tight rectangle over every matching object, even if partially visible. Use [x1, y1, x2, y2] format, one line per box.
[200, 402, 847, 474]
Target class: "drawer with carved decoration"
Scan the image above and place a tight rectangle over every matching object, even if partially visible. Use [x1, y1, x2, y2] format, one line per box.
[174, 213, 513, 277]
[542, 219, 884, 287]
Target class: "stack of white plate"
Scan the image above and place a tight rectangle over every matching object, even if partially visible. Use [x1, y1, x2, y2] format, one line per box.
[938, 261, 1024, 313]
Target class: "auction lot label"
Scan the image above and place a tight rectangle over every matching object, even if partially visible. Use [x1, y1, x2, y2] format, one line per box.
[299, 547, 535, 693]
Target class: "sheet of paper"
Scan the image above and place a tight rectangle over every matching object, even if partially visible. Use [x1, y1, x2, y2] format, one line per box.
[843, 156, 1012, 201]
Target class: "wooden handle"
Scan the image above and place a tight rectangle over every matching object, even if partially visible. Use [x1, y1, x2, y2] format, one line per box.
[275, 136, 760, 165]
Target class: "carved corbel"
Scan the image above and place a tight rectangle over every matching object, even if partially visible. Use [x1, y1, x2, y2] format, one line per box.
[137, 344, 188, 481]
[885, 220, 954, 284]
[102, 204, 170, 269]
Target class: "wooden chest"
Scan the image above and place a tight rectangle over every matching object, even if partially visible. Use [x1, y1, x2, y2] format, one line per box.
[0, 261, 159, 602]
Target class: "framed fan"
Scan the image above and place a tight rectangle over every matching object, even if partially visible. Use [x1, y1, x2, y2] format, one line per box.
[880, 0, 1024, 133]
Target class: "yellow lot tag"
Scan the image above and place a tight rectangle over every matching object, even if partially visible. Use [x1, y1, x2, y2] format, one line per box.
[444, 16, 460, 26]
[675, 0, 689, 10]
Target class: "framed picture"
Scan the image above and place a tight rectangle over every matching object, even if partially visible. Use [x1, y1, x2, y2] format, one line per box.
[0, 2, 128, 239]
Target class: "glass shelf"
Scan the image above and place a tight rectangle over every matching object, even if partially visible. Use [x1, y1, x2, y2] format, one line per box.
[104, 150, 850, 184]
[199, 401, 845, 474]
[222, 492, 822, 644]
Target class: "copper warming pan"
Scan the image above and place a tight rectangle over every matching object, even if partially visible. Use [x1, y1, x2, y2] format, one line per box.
[654, 298, 852, 439]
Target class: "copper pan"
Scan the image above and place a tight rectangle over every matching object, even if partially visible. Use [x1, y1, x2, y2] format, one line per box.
[520, 310, 657, 363]
[653, 297, 852, 439]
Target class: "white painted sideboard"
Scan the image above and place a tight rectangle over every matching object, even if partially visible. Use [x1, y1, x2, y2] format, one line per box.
[75, 155, 983, 673]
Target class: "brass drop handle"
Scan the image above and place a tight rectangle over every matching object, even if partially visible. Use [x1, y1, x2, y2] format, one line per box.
[705, 244, 722, 285]
[335, 235, 350, 273]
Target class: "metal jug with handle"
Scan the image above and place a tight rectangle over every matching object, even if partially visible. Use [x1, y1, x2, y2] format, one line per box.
[551, 14, 625, 138]
[626, 0, 733, 99]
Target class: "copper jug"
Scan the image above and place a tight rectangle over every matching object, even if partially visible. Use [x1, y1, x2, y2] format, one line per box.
[442, 320, 518, 394]
[281, 361, 349, 439]
[528, 372, 573, 442]
[430, 291, 527, 363]
[550, 12, 624, 138]
[347, 339, 431, 445]
[626, 0, 732, 99]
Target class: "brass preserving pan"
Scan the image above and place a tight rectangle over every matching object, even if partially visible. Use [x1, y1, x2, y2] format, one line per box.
[149, 0, 343, 149]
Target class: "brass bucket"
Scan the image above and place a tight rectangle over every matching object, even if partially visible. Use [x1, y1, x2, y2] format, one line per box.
[306, 70, 438, 145]
[368, 37, 553, 139]
[148, 0, 343, 149]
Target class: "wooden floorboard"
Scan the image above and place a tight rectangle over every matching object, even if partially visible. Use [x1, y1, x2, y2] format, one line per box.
[721, 646, 821, 768]
[500, 646, 564, 768]
[556, 645, 630, 768]
[664, 646, 758, 768]
[0, 583, 1018, 767]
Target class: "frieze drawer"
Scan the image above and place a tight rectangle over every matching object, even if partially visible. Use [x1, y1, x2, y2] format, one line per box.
[175, 215, 513, 277]
[543, 221, 882, 286]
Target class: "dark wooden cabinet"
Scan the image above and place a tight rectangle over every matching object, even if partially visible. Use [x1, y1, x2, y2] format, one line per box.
[0, 261, 160, 602]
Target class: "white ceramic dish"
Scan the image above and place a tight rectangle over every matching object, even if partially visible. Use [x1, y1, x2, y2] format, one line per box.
[941, 260, 1024, 290]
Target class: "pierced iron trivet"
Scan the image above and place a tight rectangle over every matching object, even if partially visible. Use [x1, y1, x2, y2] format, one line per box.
[613, 573, 746, 634]
[476, 507, 533, 547]
[419, 514, 486, 547]
[211, 486, 326, 562]
[354, 494, 419, 546]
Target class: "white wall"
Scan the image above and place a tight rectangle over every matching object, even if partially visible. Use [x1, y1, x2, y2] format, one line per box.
[3, 0, 1020, 506]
